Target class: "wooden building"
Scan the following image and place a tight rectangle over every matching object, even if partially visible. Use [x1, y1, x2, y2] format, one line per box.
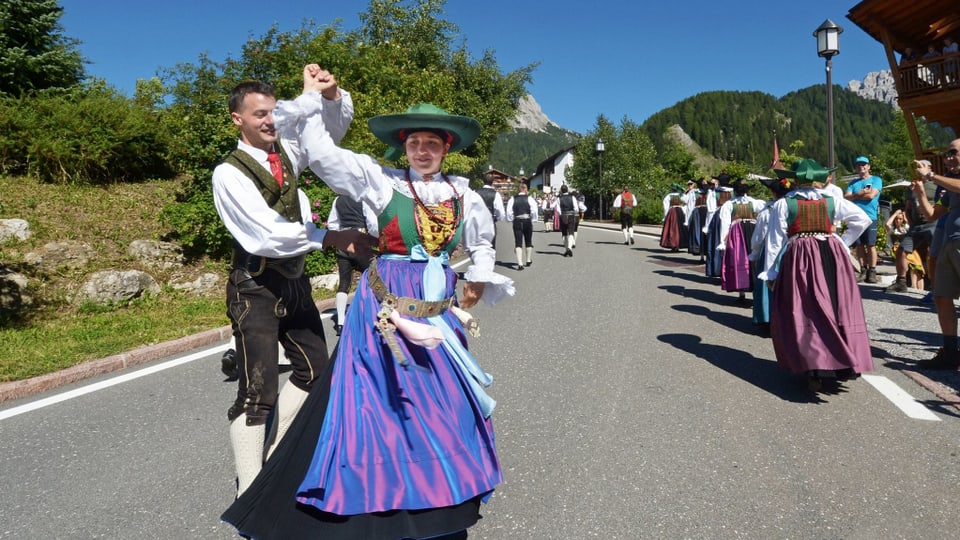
[847, 0, 960, 170]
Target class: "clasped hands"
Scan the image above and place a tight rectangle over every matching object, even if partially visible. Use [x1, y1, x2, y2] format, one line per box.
[302, 64, 340, 100]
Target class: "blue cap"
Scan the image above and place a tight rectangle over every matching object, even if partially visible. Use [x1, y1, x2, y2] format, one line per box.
[854, 156, 870, 164]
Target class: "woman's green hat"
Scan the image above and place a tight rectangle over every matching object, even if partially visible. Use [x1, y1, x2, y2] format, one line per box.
[669, 182, 683, 192]
[773, 158, 836, 186]
[369, 103, 481, 160]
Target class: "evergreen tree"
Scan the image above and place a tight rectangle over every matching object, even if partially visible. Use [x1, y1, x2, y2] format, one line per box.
[0, 0, 85, 95]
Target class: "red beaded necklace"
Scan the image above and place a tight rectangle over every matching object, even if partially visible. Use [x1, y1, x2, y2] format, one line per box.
[404, 168, 463, 227]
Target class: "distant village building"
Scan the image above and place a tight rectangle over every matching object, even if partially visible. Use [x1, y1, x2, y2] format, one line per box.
[483, 167, 518, 199]
[528, 145, 575, 194]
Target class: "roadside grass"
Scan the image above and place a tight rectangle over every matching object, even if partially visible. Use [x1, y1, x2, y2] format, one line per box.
[1, 174, 345, 383]
[0, 291, 228, 382]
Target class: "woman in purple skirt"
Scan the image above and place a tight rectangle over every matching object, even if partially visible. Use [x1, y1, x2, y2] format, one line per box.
[718, 178, 766, 305]
[222, 95, 514, 538]
[759, 159, 874, 391]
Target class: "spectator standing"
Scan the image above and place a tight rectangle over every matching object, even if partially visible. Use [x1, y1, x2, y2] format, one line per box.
[912, 140, 960, 369]
[845, 155, 883, 283]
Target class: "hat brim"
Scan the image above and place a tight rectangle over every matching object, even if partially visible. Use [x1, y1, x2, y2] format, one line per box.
[368, 112, 481, 154]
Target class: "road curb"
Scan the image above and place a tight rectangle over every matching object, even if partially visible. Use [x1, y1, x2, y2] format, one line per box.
[901, 370, 960, 409]
[0, 298, 336, 405]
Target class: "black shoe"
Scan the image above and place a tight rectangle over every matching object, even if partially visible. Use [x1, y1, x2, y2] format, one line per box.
[221, 349, 238, 379]
[525, 261, 532, 267]
[516, 265, 524, 271]
[917, 348, 960, 370]
[630, 237, 635, 245]
[624, 241, 629, 245]
[334, 324, 343, 336]
[564, 249, 573, 257]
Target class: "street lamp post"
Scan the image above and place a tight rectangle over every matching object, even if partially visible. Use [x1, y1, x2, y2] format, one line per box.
[596, 137, 605, 220]
[814, 19, 842, 168]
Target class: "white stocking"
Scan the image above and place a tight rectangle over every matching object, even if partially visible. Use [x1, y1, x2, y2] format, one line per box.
[230, 414, 265, 497]
[265, 382, 309, 461]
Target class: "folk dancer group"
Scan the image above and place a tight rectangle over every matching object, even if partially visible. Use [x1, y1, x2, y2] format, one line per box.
[659, 162, 876, 391]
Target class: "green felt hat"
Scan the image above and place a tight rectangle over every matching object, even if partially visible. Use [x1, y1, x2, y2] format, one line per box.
[774, 159, 836, 186]
[369, 103, 481, 160]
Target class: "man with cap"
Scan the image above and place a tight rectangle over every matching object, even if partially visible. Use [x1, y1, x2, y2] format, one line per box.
[614, 185, 639, 245]
[222, 98, 513, 539]
[845, 155, 883, 283]
[760, 159, 873, 391]
[506, 180, 538, 269]
[658, 183, 685, 250]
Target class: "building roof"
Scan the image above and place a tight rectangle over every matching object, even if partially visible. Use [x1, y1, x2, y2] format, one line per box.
[847, 0, 960, 55]
[847, 0, 960, 135]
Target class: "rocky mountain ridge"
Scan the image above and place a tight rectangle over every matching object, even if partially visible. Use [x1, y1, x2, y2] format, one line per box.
[847, 69, 899, 109]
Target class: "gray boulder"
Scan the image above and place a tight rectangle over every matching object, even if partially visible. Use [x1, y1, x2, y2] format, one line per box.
[0, 219, 32, 244]
[75, 270, 161, 306]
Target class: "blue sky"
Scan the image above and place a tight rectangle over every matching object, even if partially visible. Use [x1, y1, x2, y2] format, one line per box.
[59, 0, 889, 134]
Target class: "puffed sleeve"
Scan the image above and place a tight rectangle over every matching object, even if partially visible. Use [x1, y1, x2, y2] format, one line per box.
[461, 188, 515, 305]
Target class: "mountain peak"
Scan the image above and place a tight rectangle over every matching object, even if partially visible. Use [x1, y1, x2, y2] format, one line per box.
[847, 70, 898, 109]
[509, 94, 560, 132]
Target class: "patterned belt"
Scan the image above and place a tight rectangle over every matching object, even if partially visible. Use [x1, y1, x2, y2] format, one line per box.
[515, 214, 531, 219]
[368, 262, 455, 366]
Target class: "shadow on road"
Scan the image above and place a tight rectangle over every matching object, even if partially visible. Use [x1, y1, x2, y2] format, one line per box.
[657, 333, 842, 403]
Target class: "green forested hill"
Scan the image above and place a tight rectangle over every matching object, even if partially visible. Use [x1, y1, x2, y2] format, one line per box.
[489, 124, 580, 177]
[489, 85, 955, 178]
[640, 85, 955, 172]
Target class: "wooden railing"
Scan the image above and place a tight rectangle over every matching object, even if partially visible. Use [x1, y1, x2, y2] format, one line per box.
[897, 52, 960, 98]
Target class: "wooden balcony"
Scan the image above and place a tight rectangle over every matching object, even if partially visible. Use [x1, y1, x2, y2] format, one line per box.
[897, 53, 960, 98]
[848, 0, 960, 161]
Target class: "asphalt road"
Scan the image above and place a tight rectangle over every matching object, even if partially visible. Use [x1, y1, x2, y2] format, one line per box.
[1, 222, 959, 539]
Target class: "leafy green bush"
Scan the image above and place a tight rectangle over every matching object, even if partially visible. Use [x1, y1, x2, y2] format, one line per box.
[0, 81, 175, 184]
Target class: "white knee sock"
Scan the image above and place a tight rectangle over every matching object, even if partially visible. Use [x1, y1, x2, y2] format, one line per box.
[629, 227, 635, 239]
[573, 231, 578, 245]
[265, 382, 309, 460]
[335, 292, 348, 323]
[622, 229, 629, 242]
[230, 414, 265, 497]
[525, 246, 533, 264]
[515, 247, 524, 267]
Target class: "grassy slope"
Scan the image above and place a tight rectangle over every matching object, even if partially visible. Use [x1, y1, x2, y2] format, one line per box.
[0, 176, 231, 382]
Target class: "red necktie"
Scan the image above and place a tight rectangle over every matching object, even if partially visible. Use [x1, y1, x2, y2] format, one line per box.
[267, 151, 283, 186]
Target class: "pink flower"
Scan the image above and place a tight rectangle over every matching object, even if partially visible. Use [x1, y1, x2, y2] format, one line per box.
[311, 213, 319, 222]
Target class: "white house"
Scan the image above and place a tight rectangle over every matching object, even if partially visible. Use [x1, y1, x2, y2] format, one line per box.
[528, 145, 576, 194]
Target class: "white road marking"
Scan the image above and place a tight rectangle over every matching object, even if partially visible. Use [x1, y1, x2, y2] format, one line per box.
[862, 374, 941, 421]
[0, 344, 231, 421]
